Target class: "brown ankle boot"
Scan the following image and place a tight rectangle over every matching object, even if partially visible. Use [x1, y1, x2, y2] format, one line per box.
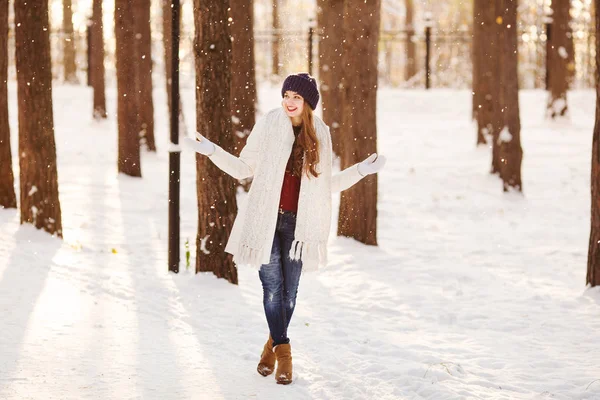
[256, 335, 276, 376]
[273, 343, 293, 385]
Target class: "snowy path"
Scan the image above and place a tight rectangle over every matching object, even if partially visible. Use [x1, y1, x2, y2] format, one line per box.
[1, 85, 599, 399]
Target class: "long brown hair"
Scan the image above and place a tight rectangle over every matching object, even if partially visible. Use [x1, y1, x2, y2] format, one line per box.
[295, 103, 320, 178]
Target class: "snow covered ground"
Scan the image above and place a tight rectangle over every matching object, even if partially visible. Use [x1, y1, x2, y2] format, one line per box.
[1, 83, 599, 400]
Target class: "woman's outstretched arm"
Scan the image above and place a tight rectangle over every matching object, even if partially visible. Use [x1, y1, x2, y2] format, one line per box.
[185, 117, 265, 180]
[331, 163, 363, 193]
[326, 128, 387, 193]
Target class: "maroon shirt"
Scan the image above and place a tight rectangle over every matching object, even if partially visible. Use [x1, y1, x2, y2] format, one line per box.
[279, 126, 303, 212]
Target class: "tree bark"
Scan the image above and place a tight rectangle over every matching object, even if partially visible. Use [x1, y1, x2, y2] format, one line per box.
[62, 0, 78, 83]
[91, 0, 107, 119]
[565, 14, 575, 86]
[134, 0, 156, 152]
[317, 0, 344, 157]
[547, 0, 572, 118]
[15, 0, 63, 236]
[405, 0, 417, 82]
[193, 0, 238, 284]
[337, 0, 381, 245]
[229, 0, 257, 157]
[473, 0, 499, 147]
[497, 0, 523, 192]
[162, 0, 186, 136]
[472, 0, 482, 137]
[0, 0, 17, 209]
[587, 0, 600, 287]
[272, 0, 280, 76]
[115, 0, 142, 177]
[490, 0, 504, 174]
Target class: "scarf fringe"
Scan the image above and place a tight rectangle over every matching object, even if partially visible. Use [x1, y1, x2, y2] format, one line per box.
[233, 244, 265, 267]
[289, 239, 328, 267]
[234, 108, 333, 272]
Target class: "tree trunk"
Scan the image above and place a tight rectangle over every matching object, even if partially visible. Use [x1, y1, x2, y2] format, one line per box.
[590, 0, 597, 88]
[134, 0, 156, 152]
[272, 0, 280, 76]
[91, 0, 107, 119]
[490, 0, 504, 174]
[62, 0, 78, 83]
[497, 0, 523, 192]
[565, 15, 575, 87]
[317, 0, 344, 157]
[587, 0, 600, 287]
[229, 0, 257, 157]
[473, 0, 498, 146]
[0, 0, 16, 209]
[162, 0, 186, 136]
[193, 0, 238, 284]
[405, 0, 417, 82]
[547, 0, 572, 118]
[472, 0, 482, 135]
[15, 0, 63, 236]
[115, 0, 142, 177]
[337, 0, 381, 245]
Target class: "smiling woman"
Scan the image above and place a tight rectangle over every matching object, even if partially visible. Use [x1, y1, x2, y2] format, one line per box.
[184, 72, 386, 384]
[282, 91, 304, 119]
[281, 74, 321, 179]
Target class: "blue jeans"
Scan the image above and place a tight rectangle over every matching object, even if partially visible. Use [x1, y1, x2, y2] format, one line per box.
[259, 210, 303, 347]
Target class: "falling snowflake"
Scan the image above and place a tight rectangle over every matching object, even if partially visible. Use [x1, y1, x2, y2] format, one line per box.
[558, 47, 568, 59]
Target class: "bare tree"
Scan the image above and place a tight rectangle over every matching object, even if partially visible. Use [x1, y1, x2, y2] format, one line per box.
[193, 0, 238, 284]
[472, 0, 499, 146]
[472, 1, 480, 124]
[15, 0, 63, 236]
[547, 0, 573, 118]
[587, 0, 600, 287]
[0, 0, 16, 209]
[337, 0, 381, 245]
[115, 0, 141, 177]
[490, 0, 504, 174]
[405, 0, 417, 82]
[317, 0, 344, 156]
[272, 0, 281, 76]
[91, 0, 107, 119]
[497, 0, 523, 191]
[62, 0, 78, 83]
[472, 0, 482, 142]
[134, 0, 156, 151]
[162, 0, 186, 135]
[229, 0, 257, 158]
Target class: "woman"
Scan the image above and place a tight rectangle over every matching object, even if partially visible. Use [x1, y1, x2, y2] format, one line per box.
[184, 73, 386, 384]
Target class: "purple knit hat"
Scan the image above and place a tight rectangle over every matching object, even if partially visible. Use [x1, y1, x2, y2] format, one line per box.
[281, 73, 320, 110]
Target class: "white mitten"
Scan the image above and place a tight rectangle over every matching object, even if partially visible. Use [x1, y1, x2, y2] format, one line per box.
[357, 153, 386, 176]
[183, 132, 216, 156]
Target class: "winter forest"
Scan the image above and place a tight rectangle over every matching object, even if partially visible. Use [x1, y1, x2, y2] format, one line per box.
[1, 0, 600, 398]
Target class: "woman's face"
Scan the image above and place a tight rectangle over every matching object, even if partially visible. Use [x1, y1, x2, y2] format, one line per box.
[282, 91, 305, 119]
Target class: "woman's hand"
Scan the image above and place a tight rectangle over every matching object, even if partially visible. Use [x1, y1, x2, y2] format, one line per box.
[183, 132, 216, 156]
[357, 153, 386, 176]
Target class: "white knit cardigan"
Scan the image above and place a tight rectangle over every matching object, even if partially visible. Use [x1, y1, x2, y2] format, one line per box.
[208, 107, 364, 271]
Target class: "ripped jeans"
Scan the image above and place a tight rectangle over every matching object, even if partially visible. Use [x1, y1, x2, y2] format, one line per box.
[259, 210, 303, 347]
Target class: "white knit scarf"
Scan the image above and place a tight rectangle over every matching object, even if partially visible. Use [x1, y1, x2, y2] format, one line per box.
[235, 108, 332, 271]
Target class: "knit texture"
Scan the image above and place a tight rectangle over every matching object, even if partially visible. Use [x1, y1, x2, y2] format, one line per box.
[207, 107, 365, 271]
[281, 73, 320, 110]
[236, 108, 331, 271]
